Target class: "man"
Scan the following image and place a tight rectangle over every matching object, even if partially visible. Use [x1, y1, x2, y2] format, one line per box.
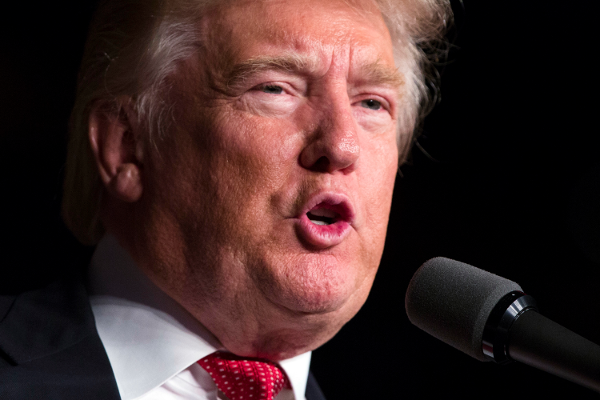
[0, 0, 450, 398]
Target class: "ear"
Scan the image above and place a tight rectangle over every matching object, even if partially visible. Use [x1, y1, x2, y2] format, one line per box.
[89, 98, 143, 203]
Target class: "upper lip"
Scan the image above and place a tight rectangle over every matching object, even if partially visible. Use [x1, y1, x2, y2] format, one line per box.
[297, 192, 355, 225]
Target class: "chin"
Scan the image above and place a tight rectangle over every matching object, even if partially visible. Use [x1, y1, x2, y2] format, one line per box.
[262, 254, 374, 316]
[279, 281, 357, 315]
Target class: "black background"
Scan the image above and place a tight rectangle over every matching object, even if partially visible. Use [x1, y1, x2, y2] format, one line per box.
[2, 1, 599, 398]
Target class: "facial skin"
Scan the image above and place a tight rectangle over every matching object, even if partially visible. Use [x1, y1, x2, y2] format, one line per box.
[94, 0, 402, 360]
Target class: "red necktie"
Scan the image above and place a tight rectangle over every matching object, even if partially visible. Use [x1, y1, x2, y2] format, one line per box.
[199, 351, 290, 400]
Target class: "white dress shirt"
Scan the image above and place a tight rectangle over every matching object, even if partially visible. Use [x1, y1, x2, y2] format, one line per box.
[87, 235, 311, 400]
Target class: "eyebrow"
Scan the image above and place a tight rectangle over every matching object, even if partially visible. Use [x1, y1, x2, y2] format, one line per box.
[357, 61, 404, 89]
[223, 54, 404, 91]
[224, 54, 318, 88]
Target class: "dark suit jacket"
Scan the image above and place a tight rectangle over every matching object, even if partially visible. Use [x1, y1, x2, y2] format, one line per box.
[0, 277, 326, 400]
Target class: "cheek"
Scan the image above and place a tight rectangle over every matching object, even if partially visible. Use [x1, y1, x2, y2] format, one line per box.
[368, 133, 399, 199]
[359, 134, 398, 248]
[209, 113, 302, 189]
[175, 112, 303, 247]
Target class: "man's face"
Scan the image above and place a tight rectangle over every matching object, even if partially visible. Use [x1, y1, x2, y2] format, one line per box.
[138, 0, 401, 359]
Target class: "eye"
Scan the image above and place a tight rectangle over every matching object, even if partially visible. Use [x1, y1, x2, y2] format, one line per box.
[261, 84, 284, 94]
[361, 99, 382, 110]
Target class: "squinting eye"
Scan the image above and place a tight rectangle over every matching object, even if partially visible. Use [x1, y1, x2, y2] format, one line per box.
[261, 85, 284, 94]
[361, 99, 381, 110]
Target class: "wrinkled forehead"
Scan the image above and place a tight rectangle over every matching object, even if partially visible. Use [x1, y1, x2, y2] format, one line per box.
[199, 0, 396, 78]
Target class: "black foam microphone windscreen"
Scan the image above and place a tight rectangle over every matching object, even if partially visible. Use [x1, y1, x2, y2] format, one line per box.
[405, 257, 522, 361]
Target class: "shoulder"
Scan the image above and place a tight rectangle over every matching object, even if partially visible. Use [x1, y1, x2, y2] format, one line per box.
[0, 277, 121, 400]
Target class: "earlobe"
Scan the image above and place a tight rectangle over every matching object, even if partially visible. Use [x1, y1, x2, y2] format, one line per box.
[89, 99, 143, 203]
[110, 163, 142, 202]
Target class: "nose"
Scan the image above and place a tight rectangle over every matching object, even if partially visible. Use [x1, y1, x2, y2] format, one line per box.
[299, 95, 360, 174]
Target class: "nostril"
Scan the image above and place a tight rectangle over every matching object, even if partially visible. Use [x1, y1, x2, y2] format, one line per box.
[310, 156, 330, 173]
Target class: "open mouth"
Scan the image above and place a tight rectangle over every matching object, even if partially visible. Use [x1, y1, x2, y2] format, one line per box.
[295, 194, 354, 248]
[306, 208, 340, 226]
[304, 200, 351, 227]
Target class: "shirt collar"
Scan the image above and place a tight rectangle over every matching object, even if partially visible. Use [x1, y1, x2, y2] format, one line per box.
[87, 234, 311, 400]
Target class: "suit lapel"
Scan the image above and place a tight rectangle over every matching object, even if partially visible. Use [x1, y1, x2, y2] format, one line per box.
[0, 277, 121, 400]
[0, 277, 327, 400]
[305, 371, 327, 400]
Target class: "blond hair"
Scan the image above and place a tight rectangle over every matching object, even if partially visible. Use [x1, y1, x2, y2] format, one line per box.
[62, 0, 452, 245]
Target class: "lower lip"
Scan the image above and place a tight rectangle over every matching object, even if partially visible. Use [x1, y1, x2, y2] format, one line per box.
[295, 214, 352, 249]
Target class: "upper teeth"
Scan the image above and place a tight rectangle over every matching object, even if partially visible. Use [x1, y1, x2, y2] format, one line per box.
[309, 208, 337, 218]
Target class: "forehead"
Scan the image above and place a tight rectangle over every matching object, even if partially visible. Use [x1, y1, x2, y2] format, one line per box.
[202, 0, 397, 77]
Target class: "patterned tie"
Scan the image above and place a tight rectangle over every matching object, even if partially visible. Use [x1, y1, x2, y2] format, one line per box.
[199, 351, 290, 400]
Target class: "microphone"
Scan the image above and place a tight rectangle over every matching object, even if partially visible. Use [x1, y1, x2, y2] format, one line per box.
[405, 257, 600, 393]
